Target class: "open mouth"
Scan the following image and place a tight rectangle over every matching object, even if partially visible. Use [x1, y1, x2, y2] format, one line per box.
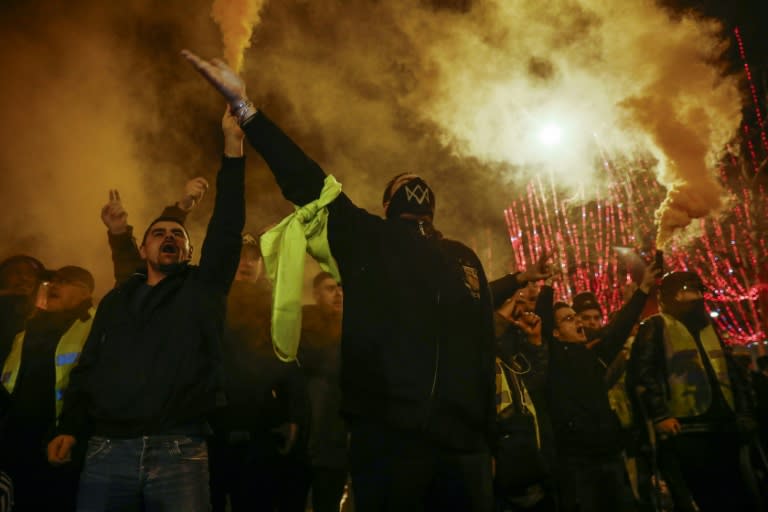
[576, 326, 585, 335]
[161, 243, 178, 254]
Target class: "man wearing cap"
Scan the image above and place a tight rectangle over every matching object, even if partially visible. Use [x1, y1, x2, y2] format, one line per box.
[1, 266, 95, 511]
[46, 110, 245, 511]
[184, 51, 498, 510]
[627, 271, 760, 510]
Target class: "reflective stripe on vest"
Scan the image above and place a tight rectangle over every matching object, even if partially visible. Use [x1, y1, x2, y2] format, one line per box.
[660, 313, 735, 418]
[0, 307, 95, 422]
[495, 357, 541, 449]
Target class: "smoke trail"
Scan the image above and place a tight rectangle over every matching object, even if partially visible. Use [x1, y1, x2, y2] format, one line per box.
[211, 0, 266, 73]
[0, 0, 747, 295]
[396, 0, 741, 247]
[618, 15, 738, 249]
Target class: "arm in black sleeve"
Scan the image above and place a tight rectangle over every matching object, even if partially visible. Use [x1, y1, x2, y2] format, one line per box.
[108, 227, 143, 286]
[197, 156, 246, 295]
[57, 308, 107, 440]
[488, 273, 524, 309]
[242, 112, 326, 206]
[626, 317, 670, 423]
[519, 338, 549, 394]
[596, 288, 648, 363]
[535, 285, 555, 341]
[159, 203, 191, 221]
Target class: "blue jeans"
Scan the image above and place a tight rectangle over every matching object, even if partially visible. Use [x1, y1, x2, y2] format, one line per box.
[76, 435, 210, 512]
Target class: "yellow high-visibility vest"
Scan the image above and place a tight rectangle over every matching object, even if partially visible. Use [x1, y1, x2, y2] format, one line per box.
[660, 313, 734, 418]
[1, 308, 94, 422]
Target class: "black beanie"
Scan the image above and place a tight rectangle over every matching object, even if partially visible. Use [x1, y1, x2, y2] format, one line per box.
[382, 174, 435, 220]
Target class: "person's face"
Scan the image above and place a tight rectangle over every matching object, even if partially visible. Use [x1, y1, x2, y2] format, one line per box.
[578, 308, 603, 330]
[674, 286, 703, 303]
[46, 276, 91, 312]
[313, 277, 343, 315]
[0, 262, 40, 297]
[140, 221, 191, 269]
[235, 248, 262, 283]
[554, 306, 587, 343]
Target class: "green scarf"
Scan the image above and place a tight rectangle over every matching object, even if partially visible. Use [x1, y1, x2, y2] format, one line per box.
[260, 175, 342, 362]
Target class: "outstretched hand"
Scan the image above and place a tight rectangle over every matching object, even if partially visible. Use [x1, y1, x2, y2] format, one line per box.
[519, 250, 553, 283]
[639, 260, 663, 294]
[178, 177, 210, 212]
[100, 189, 128, 235]
[181, 50, 246, 106]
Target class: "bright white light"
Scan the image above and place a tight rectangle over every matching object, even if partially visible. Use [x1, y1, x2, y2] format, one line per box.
[538, 123, 562, 146]
[709, 311, 719, 318]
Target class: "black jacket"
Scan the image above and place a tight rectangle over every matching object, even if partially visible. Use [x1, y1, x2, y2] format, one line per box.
[547, 336, 624, 457]
[105, 174, 306, 435]
[243, 112, 497, 452]
[57, 156, 244, 439]
[546, 290, 632, 458]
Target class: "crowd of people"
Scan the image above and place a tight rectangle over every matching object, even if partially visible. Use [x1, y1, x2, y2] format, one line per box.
[0, 50, 766, 512]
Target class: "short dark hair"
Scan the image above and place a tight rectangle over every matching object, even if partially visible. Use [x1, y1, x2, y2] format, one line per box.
[141, 216, 190, 245]
[313, 271, 337, 289]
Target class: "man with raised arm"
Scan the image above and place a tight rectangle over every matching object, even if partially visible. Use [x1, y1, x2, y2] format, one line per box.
[183, 51, 497, 511]
[100, 177, 209, 286]
[46, 110, 245, 511]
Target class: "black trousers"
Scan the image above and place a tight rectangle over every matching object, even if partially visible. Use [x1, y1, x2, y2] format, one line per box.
[348, 421, 493, 512]
[659, 433, 760, 512]
[3, 441, 80, 512]
[208, 431, 310, 512]
[311, 466, 348, 512]
[556, 452, 636, 512]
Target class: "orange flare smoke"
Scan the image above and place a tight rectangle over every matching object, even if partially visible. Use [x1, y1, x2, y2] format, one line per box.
[211, 0, 264, 73]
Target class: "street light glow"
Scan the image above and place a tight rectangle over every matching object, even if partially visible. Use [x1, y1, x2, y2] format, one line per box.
[538, 123, 562, 146]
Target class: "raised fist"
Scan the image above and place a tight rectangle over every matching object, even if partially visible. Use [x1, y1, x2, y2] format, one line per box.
[178, 177, 209, 212]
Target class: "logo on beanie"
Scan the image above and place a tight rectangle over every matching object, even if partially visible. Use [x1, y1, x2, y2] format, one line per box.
[404, 183, 431, 205]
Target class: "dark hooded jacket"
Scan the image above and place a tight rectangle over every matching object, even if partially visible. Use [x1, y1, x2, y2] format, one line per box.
[242, 112, 497, 452]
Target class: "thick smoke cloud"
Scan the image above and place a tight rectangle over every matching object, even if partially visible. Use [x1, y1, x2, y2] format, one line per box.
[0, 0, 740, 300]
